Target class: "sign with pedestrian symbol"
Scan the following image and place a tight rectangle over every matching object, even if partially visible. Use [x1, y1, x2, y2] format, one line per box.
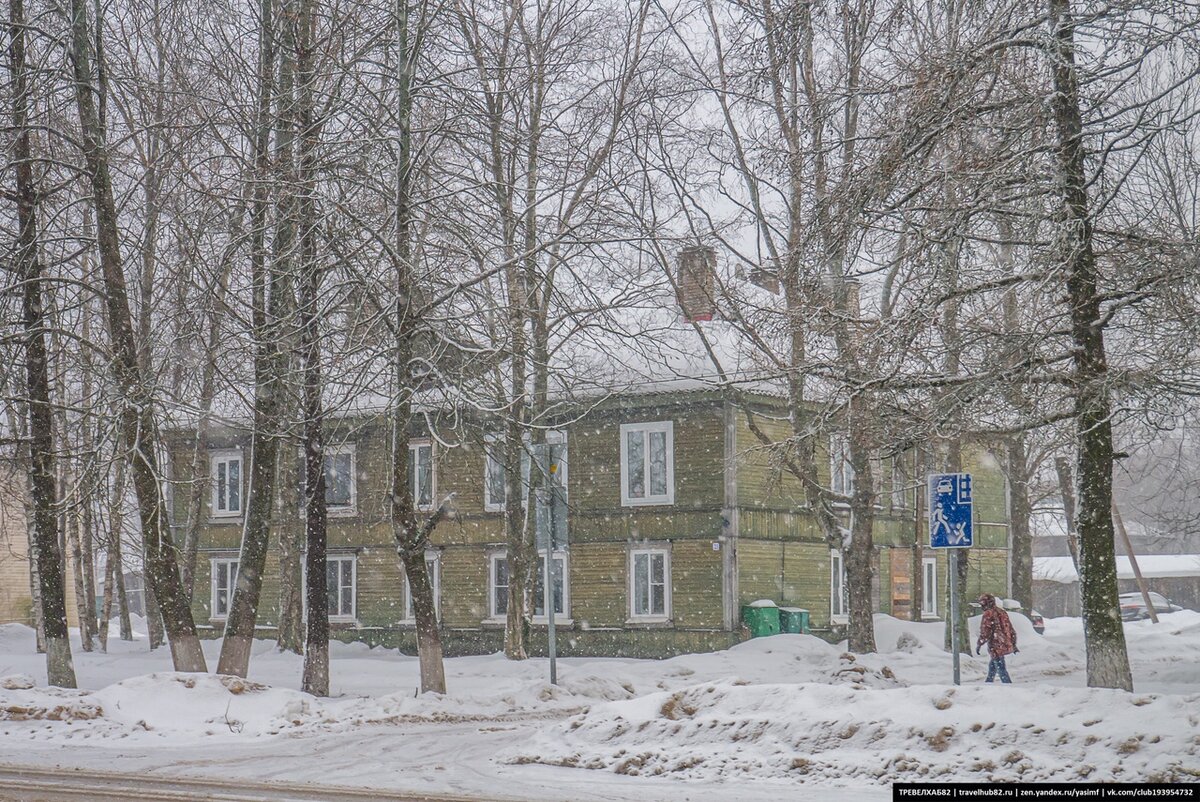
[928, 472, 973, 548]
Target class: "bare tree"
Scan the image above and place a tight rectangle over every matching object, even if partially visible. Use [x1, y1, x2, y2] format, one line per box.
[216, 0, 291, 680]
[9, 0, 77, 687]
[64, 0, 206, 673]
[294, 0, 330, 697]
[388, 0, 447, 694]
[1045, 0, 1131, 690]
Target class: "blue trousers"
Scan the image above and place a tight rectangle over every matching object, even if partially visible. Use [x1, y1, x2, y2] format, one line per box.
[986, 656, 1012, 683]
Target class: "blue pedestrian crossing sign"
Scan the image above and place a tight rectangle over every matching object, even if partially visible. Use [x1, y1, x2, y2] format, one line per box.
[928, 473, 973, 548]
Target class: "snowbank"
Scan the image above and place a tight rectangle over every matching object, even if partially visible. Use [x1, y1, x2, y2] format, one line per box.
[508, 681, 1200, 784]
[2, 611, 1198, 797]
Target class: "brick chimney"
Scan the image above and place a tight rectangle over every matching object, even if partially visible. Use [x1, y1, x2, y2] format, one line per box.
[748, 266, 780, 295]
[677, 245, 717, 322]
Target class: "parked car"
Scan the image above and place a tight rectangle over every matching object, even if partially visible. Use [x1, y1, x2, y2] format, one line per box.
[1119, 591, 1183, 621]
[1027, 609, 1045, 635]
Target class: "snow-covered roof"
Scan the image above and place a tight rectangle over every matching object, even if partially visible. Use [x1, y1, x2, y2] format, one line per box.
[550, 303, 786, 400]
[1033, 554, 1200, 584]
[1030, 510, 1069, 539]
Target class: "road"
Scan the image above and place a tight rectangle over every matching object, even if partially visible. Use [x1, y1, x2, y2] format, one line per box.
[0, 765, 510, 802]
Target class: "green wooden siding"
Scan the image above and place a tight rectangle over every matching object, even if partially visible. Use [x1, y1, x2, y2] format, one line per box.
[176, 391, 1013, 656]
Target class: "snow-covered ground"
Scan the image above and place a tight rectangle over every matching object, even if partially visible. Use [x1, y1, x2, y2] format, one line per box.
[1, 612, 1198, 799]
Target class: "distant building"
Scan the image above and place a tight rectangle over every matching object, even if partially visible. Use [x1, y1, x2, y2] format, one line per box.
[0, 461, 113, 629]
[0, 464, 33, 626]
[1033, 554, 1200, 617]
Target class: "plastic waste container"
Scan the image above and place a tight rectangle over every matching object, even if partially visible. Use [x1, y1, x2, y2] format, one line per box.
[741, 600, 781, 637]
[779, 607, 810, 634]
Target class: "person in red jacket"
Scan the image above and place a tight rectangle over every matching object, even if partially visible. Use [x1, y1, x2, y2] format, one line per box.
[976, 593, 1017, 683]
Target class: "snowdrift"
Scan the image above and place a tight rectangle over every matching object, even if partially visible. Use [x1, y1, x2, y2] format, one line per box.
[508, 680, 1200, 784]
[2, 611, 1198, 794]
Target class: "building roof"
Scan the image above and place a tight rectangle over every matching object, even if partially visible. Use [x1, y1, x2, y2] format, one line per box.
[1033, 554, 1200, 584]
[551, 303, 787, 400]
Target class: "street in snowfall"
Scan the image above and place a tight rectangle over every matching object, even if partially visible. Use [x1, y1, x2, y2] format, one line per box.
[0, 609, 1197, 800]
[2, 0, 1200, 798]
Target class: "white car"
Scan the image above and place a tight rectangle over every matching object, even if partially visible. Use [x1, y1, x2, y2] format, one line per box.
[1119, 591, 1183, 621]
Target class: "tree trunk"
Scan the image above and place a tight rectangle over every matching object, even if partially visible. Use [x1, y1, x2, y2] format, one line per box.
[26, 499, 46, 653]
[503, 420, 530, 660]
[181, 268, 230, 600]
[501, 215, 529, 661]
[99, 537, 115, 652]
[107, 459, 134, 641]
[294, 0, 329, 697]
[216, 0, 285, 678]
[80, 470, 99, 645]
[10, 0, 77, 686]
[64, 0, 206, 672]
[64, 478, 94, 652]
[277, 444, 304, 654]
[272, 0, 303, 658]
[1054, 456, 1082, 574]
[1007, 435, 1034, 612]
[77, 301, 99, 645]
[142, 566, 165, 649]
[998, 217, 1036, 614]
[845, 403, 877, 653]
[1047, 0, 1131, 691]
[388, 0, 446, 694]
[115, 552, 133, 641]
[911, 454, 925, 623]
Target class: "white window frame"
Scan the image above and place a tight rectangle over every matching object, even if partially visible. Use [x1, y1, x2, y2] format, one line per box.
[922, 556, 939, 619]
[402, 550, 441, 623]
[209, 557, 239, 620]
[619, 421, 674, 506]
[483, 435, 513, 513]
[408, 440, 435, 512]
[325, 553, 357, 622]
[829, 434, 854, 498]
[628, 547, 671, 622]
[210, 450, 244, 518]
[324, 444, 357, 517]
[301, 552, 358, 623]
[484, 431, 565, 512]
[830, 549, 848, 624]
[891, 454, 910, 512]
[535, 431, 568, 498]
[487, 551, 510, 621]
[532, 549, 570, 623]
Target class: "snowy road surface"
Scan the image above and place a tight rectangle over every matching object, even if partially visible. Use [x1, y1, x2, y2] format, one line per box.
[0, 765, 488, 801]
[1, 612, 1196, 799]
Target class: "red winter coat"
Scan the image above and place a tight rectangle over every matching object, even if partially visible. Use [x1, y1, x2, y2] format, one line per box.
[978, 606, 1017, 658]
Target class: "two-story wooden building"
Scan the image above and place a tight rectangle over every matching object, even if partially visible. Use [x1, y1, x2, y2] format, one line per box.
[171, 248, 1013, 657]
[170, 386, 1013, 658]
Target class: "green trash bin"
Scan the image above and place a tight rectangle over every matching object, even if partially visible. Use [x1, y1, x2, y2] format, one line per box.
[741, 600, 781, 637]
[779, 607, 810, 634]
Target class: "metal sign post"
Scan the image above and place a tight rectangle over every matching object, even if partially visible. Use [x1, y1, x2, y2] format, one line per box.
[949, 549, 960, 685]
[544, 547, 556, 685]
[534, 443, 568, 686]
[928, 472, 973, 686]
